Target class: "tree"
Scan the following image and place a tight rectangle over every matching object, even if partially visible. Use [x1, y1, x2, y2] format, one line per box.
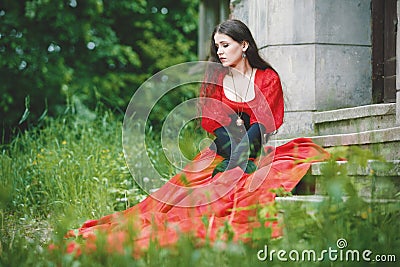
[0, 0, 199, 142]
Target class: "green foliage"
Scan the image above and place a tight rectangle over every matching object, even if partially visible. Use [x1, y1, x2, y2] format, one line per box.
[0, 106, 146, 224]
[276, 146, 400, 267]
[1, 109, 399, 266]
[0, 0, 199, 141]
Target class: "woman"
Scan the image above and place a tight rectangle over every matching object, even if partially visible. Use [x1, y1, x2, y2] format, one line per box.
[62, 20, 329, 256]
[200, 19, 284, 177]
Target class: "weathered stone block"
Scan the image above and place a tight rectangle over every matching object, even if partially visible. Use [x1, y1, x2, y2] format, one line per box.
[315, 45, 371, 110]
[273, 111, 315, 139]
[314, 104, 397, 135]
[248, 0, 268, 48]
[230, 0, 249, 25]
[266, 0, 316, 45]
[313, 160, 400, 199]
[262, 45, 316, 111]
[315, 0, 371, 45]
[252, 0, 371, 46]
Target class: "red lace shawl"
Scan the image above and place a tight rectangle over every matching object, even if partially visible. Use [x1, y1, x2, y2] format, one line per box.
[201, 68, 284, 134]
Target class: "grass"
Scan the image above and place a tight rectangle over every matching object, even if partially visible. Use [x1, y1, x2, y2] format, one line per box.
[0, 107, 399, 266]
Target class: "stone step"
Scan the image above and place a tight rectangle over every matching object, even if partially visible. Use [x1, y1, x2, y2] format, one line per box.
[276, 195, 400, 204]
[313, 126, 400, 160]
[270, 126, 400, 160]
[275, 195, 400, 211]
[313, 103, 396, 136]
[311, 160, 400, 199]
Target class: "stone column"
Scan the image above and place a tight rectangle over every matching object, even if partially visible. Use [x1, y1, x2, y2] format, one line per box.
[199, 0, 217, 60]
[231, 0, 372, 137]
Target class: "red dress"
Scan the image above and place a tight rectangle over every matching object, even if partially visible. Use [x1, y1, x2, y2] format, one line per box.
[201, 68, 284, 134]
[63, 68, 329, 257]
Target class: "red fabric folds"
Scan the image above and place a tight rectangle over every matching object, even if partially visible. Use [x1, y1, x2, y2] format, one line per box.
[64, 138, 329, 256]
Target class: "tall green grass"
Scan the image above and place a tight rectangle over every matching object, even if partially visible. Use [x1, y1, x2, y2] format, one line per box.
[0, 108, 146, 265]
[1, 109, 144, 219]
[0, 108, 399, 267]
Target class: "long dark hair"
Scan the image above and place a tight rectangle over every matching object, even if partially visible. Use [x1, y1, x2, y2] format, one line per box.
[209, 19, 272, 70]
[201, 19, 275, 98]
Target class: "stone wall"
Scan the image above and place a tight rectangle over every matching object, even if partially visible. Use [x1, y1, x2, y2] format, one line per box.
[230, 0, 372, 137]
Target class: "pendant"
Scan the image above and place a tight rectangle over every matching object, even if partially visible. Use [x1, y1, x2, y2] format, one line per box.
[236, 117, 244, 127]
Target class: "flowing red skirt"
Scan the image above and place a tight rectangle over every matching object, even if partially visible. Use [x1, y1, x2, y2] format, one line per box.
[64, 138, 329, 256]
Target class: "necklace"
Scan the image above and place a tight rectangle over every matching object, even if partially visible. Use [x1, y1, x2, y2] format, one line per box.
[231, 68, 254, 127]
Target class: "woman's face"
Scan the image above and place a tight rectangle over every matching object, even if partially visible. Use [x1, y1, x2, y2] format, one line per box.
[214, 32, 244, 68]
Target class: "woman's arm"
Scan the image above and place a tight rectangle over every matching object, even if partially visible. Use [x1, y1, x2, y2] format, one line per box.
[250, 68, 284, 133]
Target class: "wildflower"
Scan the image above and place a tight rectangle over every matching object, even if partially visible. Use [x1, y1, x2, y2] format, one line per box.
[360, 211, 368, 219]
[61, 140, 67, 145]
